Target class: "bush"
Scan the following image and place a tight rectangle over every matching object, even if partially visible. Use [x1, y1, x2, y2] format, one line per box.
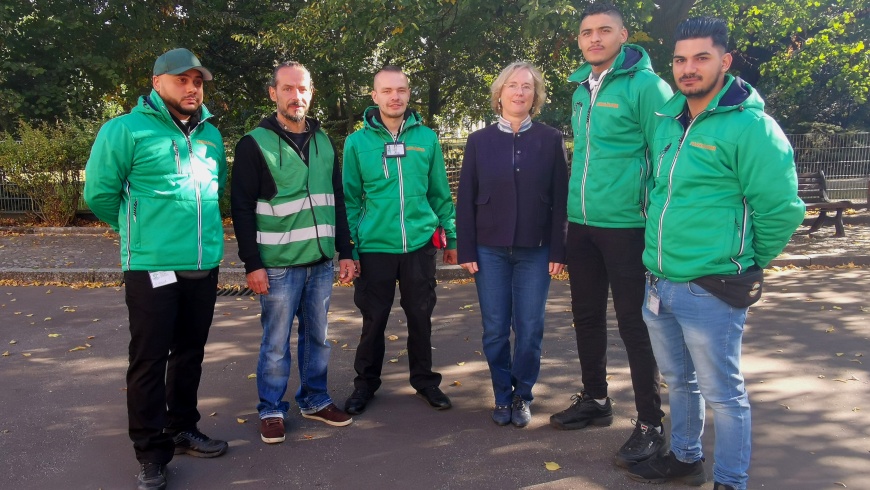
[0, 119, 98, 226]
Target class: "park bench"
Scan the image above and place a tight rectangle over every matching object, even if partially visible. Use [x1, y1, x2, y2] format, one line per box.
[797, 170, 858, 237]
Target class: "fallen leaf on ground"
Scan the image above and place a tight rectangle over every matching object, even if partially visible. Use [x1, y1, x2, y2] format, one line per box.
[780, 404, 790, 410]
[826, 326, 835, 333]
[63, 308, 76, 312]
[302, 434, 314, 440]
[834, 483, 847, 488]
[474, 350, 482, 355]
[48, 333, 60, 338]
[460, 304, 474, 309]
[44, 317, 51, 321]
[544, 462, 561, 471]
[451, 380, 461, 386]
[87, 336, 95, 339]
[236, 418, 247, 424]
[387, 335, 399, 341]
[8, 340, 16, 345]
[68, 346, 87, 352]
[2, 351, 8, 357]
[388, 358, 398, 363]
[457, 362, 465, 366]
[247, 373, 257, 379]
[836, 353, 844, 357]
[22, 353, 31, 357]
[833, 306, 842, 310]
[341, 343, 349, 349]
[209, 412, 217, 417]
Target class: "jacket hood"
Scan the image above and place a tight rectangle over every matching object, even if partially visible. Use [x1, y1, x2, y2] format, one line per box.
[362, 105, 422, 133]
[658, 74, 763, 118]
[256, 113, 325, 159]
[569, 44, 653, 83]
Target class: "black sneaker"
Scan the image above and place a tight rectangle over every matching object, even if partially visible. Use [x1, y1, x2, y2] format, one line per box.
[137, 463, 167, 490]
[172, 428, 228, 458]
[628, 450, 707, 486]
[713, 483, 736, 490]
[549, 391, 613, 430]
[615, 419, 668, 468]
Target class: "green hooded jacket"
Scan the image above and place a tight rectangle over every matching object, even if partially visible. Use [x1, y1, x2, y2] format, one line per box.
[568, 44, 673, 228]
[643, 75, 805, 282]
[342, 107, 456, 258]
[84, 89, 227, 271]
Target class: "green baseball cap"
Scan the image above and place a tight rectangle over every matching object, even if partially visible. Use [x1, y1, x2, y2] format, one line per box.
[153, 48, 213, 81]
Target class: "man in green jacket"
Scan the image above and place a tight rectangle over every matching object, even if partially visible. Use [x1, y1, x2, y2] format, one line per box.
[628, 18, 804, 490]
[342, 66, 457, 415]
[84, 48, 228, 490]
[549, 2, 672, 469]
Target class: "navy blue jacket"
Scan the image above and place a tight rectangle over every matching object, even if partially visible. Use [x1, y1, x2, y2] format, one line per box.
[456, 122, 569, 264]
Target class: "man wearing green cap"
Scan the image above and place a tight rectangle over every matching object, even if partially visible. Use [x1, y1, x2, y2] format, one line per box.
[85, 47, 228, 490]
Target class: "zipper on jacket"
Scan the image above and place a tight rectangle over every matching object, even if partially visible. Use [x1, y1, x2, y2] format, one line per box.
[580, 91, 595, 223]
[172, 141, 181, 173]
[730, 197, 750, 273]
[124, 182, 133, 270]
[656, 112, 706, 274]
[381, 152, 390, 178]
[387, 118, 409, 252]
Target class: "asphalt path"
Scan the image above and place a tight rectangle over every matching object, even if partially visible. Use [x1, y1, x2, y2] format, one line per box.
[0, 269, 868, 489]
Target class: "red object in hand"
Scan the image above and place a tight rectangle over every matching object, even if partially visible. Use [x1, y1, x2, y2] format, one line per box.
[432, 226, 446, 249]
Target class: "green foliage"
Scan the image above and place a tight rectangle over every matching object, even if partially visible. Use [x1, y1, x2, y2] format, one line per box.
[1, 0, 868, 142]
[0, 118, 98, 226]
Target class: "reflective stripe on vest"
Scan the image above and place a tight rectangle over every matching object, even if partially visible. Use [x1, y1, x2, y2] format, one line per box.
[255, 193, 335, 217]
[257, 224, 336, 245]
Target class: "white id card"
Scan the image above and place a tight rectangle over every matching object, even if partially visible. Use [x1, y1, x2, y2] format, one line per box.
[646, 289, 660, 316]
[385, 142, 406, 158]
[149, 271, 178, 288]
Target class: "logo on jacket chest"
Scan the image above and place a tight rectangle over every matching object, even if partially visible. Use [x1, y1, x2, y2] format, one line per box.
[689, 141, 717, 152]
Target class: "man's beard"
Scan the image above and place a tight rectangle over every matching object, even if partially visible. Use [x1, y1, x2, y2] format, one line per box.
[281, 105, 307, 123]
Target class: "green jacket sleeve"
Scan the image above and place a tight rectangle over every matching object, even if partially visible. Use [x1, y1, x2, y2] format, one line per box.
[342, 135, 364, 260]
[636, 74, 673, 153]
[427, 138, 457, 249]
[83, 119, 134, 232]
[737, 116, 806, 267]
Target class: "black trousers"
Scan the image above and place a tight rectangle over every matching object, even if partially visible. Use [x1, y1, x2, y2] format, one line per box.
[352, 245, 442, 392]
[124, 268, 218, 464]
[566, 223, 664, 424]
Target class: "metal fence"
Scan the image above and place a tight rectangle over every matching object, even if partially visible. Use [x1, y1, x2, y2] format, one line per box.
[2, 133, 869, 213]
[443, 132, 870, 205]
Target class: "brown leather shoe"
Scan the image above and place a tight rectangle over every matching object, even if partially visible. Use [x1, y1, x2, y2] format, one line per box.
[260, 417, 285, 444]
[302, 403, 353, 427]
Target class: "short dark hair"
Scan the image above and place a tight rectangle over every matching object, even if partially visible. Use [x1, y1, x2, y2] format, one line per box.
[674, 17, 729, 51]
[268, 61, 311, 89]
[373, 65, 409, 86]
[579, 2, 623, 25]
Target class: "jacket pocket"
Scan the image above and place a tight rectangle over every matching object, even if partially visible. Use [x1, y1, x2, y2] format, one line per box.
[475, 194, 492, 229]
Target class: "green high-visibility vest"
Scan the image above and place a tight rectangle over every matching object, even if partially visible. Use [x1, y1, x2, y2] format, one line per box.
[248, 127, 336, 267]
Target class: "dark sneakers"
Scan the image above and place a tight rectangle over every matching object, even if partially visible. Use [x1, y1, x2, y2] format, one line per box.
[416, 386, 452, 410]
[491, 405, 512, 426]
[344, 388, 374, 415]
[713, 483, 736, 490]
[137, 463, 167, 490]
[172, 428, 228, 458]
[549, 391, 614, 430]
[260, 417, 286, 444]
[511, 396, 531, 428]
[302, 403, 353, 427]
[628, 450, 707, 486]
[615, 419, 668, 468]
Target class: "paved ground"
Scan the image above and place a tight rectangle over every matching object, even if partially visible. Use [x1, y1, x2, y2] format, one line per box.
[0, 213, 868, 488]
[0, 268, 868, 489]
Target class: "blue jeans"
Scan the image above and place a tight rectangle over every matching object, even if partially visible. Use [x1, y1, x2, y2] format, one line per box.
[642, 277, 751, 490]
[475, 245, 551, 406]
[256, 260, 334, 418]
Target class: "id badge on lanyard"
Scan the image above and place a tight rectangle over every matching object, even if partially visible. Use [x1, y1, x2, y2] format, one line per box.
[385, 142, 406, 158]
